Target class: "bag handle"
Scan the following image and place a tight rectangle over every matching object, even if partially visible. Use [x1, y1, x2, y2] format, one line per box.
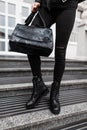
[25, 10, 46, 27]
[25, 12, 36, 26]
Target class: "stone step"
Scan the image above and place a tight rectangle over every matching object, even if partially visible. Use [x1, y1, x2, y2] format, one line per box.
[53, 119, 87, 130]
[0, 74, 87, 85]
[0, 79, 87, 97]
[0, 57, 87, 68]
[0, 67, 87, 77]
[0, 86, 87, 130]
[0, 57, 87, 130]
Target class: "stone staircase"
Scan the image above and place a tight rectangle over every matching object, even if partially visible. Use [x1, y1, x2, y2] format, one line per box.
[0, 56, 87, 130]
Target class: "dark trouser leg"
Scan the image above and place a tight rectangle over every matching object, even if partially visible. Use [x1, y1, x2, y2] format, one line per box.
[26, 7, 54, 109]
[54, 8, 76, 86]
[28, 55, 41, 77]
[50, 8, 76, 114]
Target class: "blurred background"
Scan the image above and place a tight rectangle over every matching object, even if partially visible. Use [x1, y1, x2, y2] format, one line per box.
[0, 0, 87, 60]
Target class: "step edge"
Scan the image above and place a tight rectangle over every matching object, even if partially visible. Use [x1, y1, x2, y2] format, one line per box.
[0, 102, 87, 130]
[0, 57, 87, 62]
[0, 67, 87, 72]
[0, 79, 87, 91]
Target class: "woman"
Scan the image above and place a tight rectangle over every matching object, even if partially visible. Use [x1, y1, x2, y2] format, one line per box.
[26, 0, 78, 114]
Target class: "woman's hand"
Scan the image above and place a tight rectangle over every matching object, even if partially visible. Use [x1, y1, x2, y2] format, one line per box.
[31, 2, 40, 12]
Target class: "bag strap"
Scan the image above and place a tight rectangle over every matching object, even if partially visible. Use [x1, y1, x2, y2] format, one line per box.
[25, 12, 36, 26]
[25, 10, 46, 27]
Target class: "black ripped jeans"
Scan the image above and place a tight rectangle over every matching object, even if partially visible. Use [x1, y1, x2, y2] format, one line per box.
[28, 4, 77, 86]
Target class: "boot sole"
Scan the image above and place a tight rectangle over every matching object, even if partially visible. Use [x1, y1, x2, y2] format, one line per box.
[26, 88, 49, 109]
[50, 108, 60, 115]
[50, 104, 60, 115]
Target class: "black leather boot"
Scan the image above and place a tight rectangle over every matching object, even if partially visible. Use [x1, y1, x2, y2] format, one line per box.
[50, 82, 60, 114]
[26, 76, 49, 109]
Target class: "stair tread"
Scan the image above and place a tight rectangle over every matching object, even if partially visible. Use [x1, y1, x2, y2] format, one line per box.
[0, 79, 87, 91]
[0, 74, 87, 85]
[0, 67, 87, 71]
[0, 87, 87, 118]
[52, 119, 87, 130]
[0, 56, 87, 62]
[0, 90, 87, 130]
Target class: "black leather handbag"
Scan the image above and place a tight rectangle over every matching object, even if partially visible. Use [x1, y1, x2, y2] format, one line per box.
[9, 11, 53, 57]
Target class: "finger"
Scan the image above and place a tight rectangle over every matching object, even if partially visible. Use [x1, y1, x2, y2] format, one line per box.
[31, 3, 39, 12]
[31, 7, 37, 12]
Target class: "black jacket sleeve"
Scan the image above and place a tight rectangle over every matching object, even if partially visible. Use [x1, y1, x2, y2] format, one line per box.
[35, 0, 41, 3]
[78, 0, 85, 3]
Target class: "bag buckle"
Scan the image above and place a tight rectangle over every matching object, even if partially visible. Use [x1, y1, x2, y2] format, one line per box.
[62, 0, 67, 3]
